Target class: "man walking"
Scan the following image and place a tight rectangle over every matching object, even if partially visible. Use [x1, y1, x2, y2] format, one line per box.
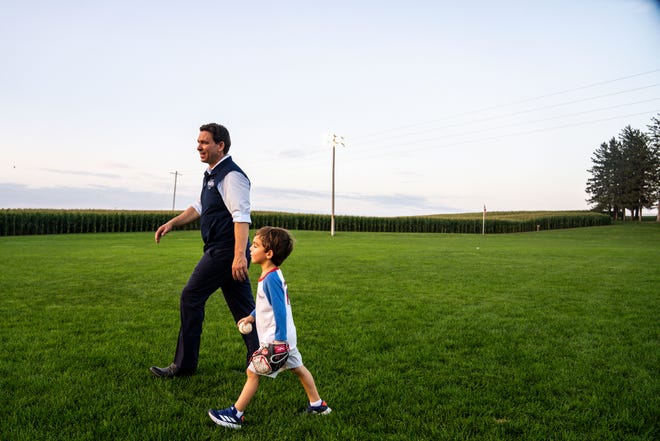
[150, 123, 259, 377]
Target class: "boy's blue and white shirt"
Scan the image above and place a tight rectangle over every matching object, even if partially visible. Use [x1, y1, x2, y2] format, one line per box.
[253, 268, 297, 350]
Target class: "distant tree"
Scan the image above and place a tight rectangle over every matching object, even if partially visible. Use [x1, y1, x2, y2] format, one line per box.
[586, 137, 624, 218]
[586, 117, 660, 221]
[647, 114, 660, 222]
[619, 126, 651, 220]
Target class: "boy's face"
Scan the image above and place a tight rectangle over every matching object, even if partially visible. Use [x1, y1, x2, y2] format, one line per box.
[250, 235, 272, 265]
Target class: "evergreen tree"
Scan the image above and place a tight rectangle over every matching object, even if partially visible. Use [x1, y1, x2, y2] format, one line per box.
[619, 126, 650, 220]
[586, 138, 622, 218]
[646, 114, 660, 222]
[586, 116, 660, 220]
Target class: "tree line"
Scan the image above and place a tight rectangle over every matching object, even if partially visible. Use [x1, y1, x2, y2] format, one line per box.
[586, 114, 660, 221]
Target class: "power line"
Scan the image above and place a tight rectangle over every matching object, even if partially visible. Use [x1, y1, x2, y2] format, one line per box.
[351, 83, 660, 148]
[280, 106, 660, 169]
[382, 109, 660, 154]
[349, 98, 660, 153]
[461, 68, 660, 112]
[349, 69, 660, 143]
[269, 70, 660, 168]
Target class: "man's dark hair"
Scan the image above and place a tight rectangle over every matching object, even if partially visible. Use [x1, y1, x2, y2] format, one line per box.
[255, 226, 295, 267]
[200, 123, 231, 154]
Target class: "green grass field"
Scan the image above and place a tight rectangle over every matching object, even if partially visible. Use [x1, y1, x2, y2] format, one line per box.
[1, 224, 658, 440]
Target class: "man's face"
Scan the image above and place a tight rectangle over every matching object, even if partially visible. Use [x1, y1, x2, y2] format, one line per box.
[197, 130, 224, 166]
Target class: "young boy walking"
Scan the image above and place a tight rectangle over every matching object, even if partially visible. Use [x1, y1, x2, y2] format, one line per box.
[208, 226, 331, 429]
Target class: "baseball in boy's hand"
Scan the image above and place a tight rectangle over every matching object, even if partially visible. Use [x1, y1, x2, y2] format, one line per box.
[238, 321, 252, 334]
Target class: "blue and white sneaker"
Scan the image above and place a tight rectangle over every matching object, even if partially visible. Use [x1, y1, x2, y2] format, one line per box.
[306, 401, 332, 415]
[208, 406, 244, 429]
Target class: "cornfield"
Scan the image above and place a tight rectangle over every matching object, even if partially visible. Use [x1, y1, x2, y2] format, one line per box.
[0, 209, 612, 236]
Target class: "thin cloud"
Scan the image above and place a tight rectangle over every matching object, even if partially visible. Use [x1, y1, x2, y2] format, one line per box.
[254, 186, 463, 214]
[0, 183, 171, 210]
[39, 168, 122, 180]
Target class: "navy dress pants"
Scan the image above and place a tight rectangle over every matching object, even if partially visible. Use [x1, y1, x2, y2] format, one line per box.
[173, 246, 260, 371]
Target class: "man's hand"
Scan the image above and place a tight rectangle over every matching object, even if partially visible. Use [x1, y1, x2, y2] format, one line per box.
[155, 222, 172, 243]
[232, 254, 249, 281]
[154, 207, 200, 244]
[232, 222, 250, 281]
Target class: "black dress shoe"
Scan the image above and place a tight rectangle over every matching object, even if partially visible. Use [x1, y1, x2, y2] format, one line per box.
[149, 363, 194, 378]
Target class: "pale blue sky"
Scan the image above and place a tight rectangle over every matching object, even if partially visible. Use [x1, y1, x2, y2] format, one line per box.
[2, 0, 659, 216]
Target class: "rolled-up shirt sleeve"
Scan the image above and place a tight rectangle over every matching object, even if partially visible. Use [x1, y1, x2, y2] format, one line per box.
[218, 171, 252, 223]
[191, 198, 202, 215]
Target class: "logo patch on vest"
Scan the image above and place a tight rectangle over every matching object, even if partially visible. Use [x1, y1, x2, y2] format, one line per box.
[207, 178, 215, 189]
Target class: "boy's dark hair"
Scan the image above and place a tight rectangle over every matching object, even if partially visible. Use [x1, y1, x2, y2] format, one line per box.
[256, 226, 294, 266]
[199, 123, 231, 154]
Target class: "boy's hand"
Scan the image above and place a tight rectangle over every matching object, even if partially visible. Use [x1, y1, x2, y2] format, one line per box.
[238, 316, 254, 326]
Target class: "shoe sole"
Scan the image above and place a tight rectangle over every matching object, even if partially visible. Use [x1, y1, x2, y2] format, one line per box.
[308, 407, 332, 415]
[208, 410, 242, 429]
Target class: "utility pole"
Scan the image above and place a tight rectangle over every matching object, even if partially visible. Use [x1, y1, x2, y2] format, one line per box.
[482, 204, 486, 235]
[330, 134, 345, 236]
[170, 171, 181, 210]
